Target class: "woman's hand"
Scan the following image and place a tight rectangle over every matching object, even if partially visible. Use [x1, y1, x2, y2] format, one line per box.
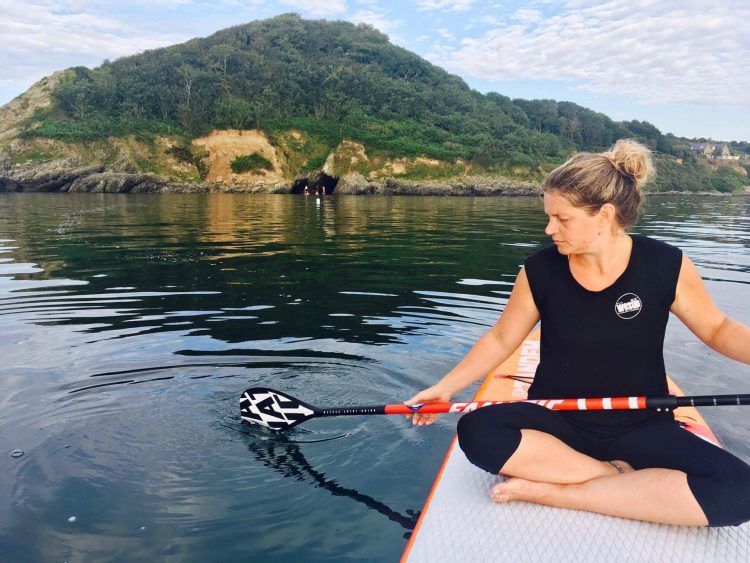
[404, 385, 453, 426]
[401, 267, 539, 427]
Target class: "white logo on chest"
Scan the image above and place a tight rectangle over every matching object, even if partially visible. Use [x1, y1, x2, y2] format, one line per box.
[615, 293, 642, 319]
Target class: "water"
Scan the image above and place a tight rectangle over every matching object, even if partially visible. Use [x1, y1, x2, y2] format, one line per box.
[0, 193, 748, 561]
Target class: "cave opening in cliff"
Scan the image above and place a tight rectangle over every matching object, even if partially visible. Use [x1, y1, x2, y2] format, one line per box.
[291, 172, 339, 195]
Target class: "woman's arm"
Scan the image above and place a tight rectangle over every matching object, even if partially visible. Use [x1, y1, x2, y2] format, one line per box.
[671, 255, 750, 364]
[405, 267, 540, 424]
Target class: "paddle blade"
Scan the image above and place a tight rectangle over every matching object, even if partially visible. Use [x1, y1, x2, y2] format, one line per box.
[240, 388, 317, 431]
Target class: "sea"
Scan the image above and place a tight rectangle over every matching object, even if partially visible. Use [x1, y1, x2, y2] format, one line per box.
[1, 193, 748, 561]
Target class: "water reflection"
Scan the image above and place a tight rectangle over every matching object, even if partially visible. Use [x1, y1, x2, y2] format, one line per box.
[0, 194, 530, 348]
[244, 431, 421, 538]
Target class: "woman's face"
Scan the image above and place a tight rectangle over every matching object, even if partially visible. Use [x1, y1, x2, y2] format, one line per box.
[542, 191, 603, 255]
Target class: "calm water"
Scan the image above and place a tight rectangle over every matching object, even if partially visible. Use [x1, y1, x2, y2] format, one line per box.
[0, 193, 748, 561]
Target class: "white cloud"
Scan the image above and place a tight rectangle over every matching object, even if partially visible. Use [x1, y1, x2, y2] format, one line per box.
[478, 15, 503, 26]
[0, 0, 186, 89]
[348, 10, 402, 36]
[432, 0, 750, 107]
[415, 0, 475, 12]
[437, 28, 455, 40]
[511, 8, 543, 24]
[279, 0, 348, 17]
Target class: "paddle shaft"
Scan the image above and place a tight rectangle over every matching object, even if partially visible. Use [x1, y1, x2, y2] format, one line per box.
[239, 388, 750, 431]
[319, 394, 750, 417]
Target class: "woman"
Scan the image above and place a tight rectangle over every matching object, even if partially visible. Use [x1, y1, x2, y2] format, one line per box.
[406, 139, 750, 527]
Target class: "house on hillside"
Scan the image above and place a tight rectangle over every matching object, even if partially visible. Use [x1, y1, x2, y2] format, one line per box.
[691, 142, 714, 156]
[713, 143, 740, 162]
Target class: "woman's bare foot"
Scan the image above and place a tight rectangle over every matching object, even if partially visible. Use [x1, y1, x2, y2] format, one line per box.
[491, 477, 557, 504]
[491, 461, 636, 503]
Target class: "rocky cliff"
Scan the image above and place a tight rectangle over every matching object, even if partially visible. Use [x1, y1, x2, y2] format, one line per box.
[1, 121, 540, 194]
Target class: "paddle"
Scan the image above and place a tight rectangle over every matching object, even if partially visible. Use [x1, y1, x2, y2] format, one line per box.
[239, 387, 750, 431]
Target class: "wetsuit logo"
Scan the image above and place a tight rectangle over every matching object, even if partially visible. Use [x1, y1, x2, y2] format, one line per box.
[615, 293, 642, 319]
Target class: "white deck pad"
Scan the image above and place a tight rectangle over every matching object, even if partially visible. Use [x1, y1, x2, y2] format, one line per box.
[405, 438, 750, 562]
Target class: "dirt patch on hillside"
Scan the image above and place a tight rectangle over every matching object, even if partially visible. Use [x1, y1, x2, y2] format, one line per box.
[192, 129, 284, 184]
[415, 157, 440, 166]
[323, 140, 370, 176]
[0, 71, 66, 144]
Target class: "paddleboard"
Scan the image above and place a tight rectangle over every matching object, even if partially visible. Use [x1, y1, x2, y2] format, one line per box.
[402, 330, 750, 562]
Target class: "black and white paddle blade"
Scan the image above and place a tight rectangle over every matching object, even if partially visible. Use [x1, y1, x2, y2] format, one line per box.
[240, 388, 317, 431]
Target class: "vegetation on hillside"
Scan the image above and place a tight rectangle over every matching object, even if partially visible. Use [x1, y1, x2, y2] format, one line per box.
[230, 153, 273, 173]
[13, 13, 748, 191]
[650, 154, 746, 193]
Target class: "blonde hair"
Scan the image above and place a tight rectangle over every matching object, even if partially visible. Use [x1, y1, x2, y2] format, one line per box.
[542, 139, 654, 229]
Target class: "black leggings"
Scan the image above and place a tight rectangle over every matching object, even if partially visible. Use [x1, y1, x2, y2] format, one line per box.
[456, 402, 750, 527]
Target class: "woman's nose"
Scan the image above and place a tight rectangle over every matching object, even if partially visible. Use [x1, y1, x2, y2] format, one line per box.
[545, 219, 556, 236]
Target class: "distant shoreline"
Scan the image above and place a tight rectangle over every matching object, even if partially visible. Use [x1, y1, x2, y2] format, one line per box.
[1, 164, 747, 196]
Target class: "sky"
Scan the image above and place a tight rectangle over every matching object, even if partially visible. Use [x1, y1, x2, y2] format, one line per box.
[1, 0, 748, 142]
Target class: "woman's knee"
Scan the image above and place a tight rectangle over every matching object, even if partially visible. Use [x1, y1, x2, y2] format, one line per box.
[456, 409, 487, 457]
[691, 456, 750, 527]
[456, 407, 522, 475]
[456, 404, 517, 453]
[717, 459, 750, 526]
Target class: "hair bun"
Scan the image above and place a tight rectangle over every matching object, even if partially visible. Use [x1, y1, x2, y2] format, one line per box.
[604, 139, 654, 188]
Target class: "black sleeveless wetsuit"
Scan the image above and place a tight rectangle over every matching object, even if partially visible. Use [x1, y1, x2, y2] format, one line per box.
[456, 235, 750, 526]
[526, 234, 676, 433]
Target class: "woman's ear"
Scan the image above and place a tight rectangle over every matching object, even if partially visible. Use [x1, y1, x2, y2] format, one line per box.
[598, 203, 617, 225]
